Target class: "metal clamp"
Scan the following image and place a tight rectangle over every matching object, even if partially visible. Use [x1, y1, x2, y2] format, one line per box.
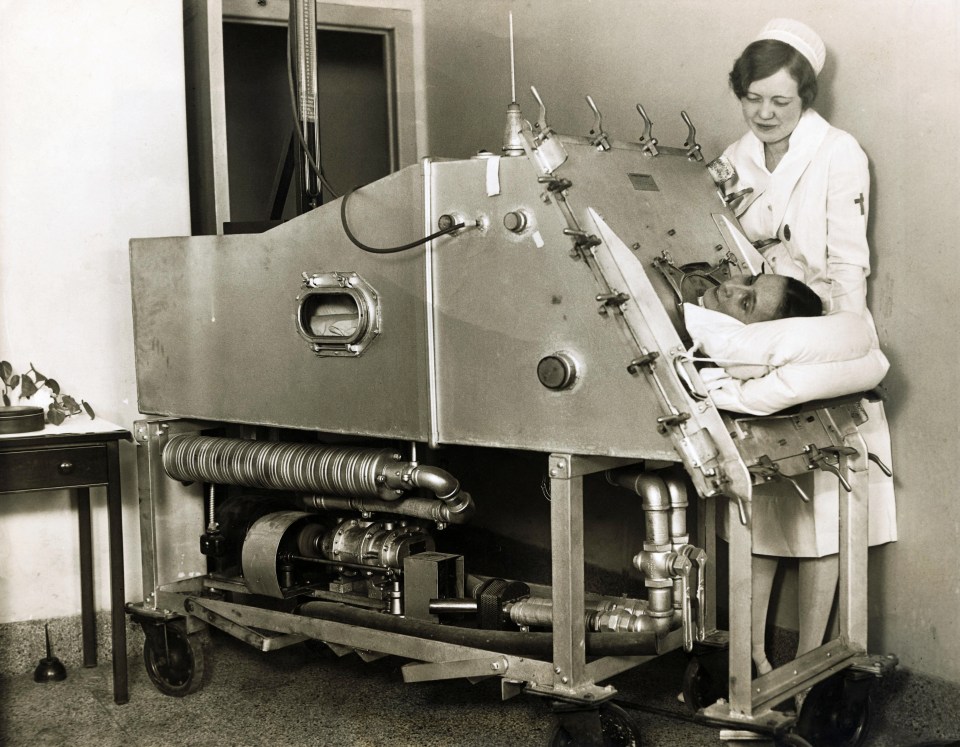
[595, 291, 630, 307]
[805, 444, 856, 492]
[635, 103, 659, 156]
[530, 85, 552, 142]
[626, 351, 659, 374]
[585, 95, 611, 151]
[868, 452, 893, 476]
[681, 111, 703, 162]
[749, 456, 811, 502]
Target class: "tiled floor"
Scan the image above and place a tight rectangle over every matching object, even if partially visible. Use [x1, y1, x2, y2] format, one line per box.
[1, 628, 958, 747]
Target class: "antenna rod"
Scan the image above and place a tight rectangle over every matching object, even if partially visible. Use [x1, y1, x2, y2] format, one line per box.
[509, 11, 516, 102]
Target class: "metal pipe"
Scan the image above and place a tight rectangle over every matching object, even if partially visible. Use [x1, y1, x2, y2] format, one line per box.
[296, 600, 662, 657]
[163, 435, 403, 500]
[606, 470, 671, 548]
[665, 474, 689, 546]
[402, 464, 473, 516]
[300, 492, 475, 525]
[162, 437, 471, 514]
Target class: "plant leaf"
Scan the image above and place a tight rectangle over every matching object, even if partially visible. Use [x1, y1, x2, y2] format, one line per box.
[31, 364, 47, 384]
[82, 400, 95, 419]
[46, 378, 60, 395]
[46, 404, 67, 425]
[20, 375, 37, 398]
[62, 395, 81, 413]
[9, 374, 20, 390]
[0, 361, 12, 385]
[2, 392, 9, 406]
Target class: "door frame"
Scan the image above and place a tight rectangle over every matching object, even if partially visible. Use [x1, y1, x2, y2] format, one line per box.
[184, 0, 420, 234]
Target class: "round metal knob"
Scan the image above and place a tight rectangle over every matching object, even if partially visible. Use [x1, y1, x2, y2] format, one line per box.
[438, 213, 464, 232]
[503, 210, 528, 233]
[58, 461, 75, 474]
[537, 352, 578, 391]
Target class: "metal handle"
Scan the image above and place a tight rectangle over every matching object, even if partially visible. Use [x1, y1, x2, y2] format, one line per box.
[58, 461, 75, 474]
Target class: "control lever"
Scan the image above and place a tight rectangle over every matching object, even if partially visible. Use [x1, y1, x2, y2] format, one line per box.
[868, 452, 893, 476]
[635, 103, 659, 156]
[681, 111, 703, 161]
[677, 545, 707, 645]
[530, 85, 551, 141]
[670, 553, 695, 652]
[805, 444, 858, 492]
[585, 95, 611, 151]
[749, 456, 811, 502]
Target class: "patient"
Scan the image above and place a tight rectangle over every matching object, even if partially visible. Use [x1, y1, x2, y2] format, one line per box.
[698, 274, 822, 324]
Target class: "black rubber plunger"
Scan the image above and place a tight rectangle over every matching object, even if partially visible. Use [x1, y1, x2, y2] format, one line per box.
[33, 624, 67, 682]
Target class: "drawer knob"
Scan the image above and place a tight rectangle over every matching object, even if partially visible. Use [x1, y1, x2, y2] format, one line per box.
[58, 461, 75, 474]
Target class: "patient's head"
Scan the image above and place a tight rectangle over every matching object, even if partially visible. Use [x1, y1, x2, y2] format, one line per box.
[700, 274, 822, 324]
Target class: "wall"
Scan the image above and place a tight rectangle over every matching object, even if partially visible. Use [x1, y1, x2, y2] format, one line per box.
[423, 0, 960, 682]
[0, 2, 191, 620]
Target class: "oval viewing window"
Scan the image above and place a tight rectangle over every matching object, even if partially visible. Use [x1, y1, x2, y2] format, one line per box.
[296, 272, 380, 357]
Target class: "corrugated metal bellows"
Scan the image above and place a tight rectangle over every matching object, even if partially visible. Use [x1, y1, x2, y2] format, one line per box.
[161, 435, 402, 500]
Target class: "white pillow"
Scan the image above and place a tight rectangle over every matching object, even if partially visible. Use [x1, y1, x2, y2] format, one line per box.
[682, 303, 889, 415]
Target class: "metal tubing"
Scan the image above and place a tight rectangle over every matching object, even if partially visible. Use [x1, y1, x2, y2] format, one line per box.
[607, 470, 671, 547]
[301, 492, 475, 524]
[665, 475, 689, 545]
[297, 600, 661, 657]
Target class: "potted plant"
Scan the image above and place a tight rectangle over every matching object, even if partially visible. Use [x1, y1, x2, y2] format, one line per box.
[1, 361, 94, 429]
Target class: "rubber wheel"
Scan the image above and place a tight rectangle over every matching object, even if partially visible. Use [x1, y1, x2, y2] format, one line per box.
[142, 620, 211, 697]
[548, 703, 642, 746]
[796, 673, 872, 747]
[681, 650, 729, 712]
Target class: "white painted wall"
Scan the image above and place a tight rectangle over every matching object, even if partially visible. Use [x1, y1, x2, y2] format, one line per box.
[0, 1, 191, 619]
[423, 0, 960, 682]
[2, 0, 956, 690]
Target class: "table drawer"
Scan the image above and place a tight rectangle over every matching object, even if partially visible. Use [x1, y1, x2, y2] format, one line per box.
[0, 445, 108, 492]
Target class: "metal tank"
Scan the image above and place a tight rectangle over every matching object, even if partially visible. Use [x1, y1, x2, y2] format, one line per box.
[127, 92, 893, 743]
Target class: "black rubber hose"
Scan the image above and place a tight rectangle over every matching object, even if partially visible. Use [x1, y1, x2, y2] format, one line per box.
[297, 600, 662, 657]
[340, 185, 465, 254]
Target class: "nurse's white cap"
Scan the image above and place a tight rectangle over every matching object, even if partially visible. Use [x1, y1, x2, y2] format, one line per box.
[755, 18, 826, 76]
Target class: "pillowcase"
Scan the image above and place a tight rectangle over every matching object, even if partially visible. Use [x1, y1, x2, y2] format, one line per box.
[682, 303, 889, 415]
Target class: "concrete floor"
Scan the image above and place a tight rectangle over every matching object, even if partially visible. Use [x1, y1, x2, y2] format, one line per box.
[1, 627, 959, 747]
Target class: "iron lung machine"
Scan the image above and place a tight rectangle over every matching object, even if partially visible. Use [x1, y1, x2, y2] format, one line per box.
[128, 99, 892, 744]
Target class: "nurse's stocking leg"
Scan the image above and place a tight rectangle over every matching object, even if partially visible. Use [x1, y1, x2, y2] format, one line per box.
[796, 555, 839, 656]
[752, 554, 778, 675]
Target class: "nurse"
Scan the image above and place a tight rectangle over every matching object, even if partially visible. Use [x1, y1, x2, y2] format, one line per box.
[721, 19, 897, 675]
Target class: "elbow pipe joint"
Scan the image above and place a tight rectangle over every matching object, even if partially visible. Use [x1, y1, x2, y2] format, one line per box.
[388, 463, 475, 516]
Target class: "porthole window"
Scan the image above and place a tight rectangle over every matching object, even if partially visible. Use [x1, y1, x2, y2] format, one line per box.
[296, 272, 380, 357]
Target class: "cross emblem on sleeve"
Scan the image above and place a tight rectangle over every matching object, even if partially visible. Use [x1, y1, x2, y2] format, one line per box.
[854, 193, 865, 215]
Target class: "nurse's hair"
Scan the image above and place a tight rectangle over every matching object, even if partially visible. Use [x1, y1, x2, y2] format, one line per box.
[776, 276, 824, 319]
[729, 40, 818, 109]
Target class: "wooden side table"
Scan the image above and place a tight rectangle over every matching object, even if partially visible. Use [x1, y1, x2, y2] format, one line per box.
[0, 418, 132, 705]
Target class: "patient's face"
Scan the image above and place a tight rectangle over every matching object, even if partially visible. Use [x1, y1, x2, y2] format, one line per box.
[700, 274, 786, 324]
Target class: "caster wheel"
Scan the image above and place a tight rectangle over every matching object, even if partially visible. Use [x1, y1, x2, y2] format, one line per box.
[548, 703, 642, 746]
[142, 619, 211, 697]
[681, 650, 729, 712]
[796, 673, 872, 747]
